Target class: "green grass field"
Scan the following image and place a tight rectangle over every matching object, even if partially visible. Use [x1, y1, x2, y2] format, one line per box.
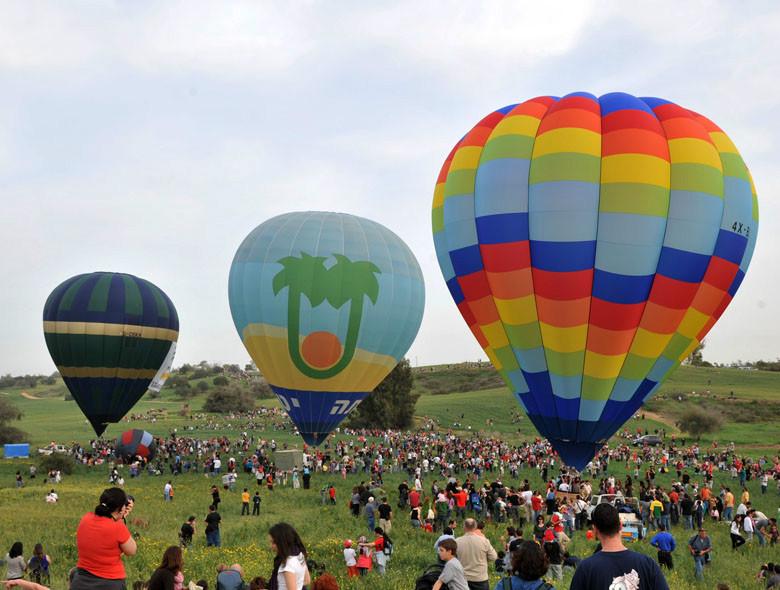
[0, 364, 778, 589]
[0, 453, 777, 590]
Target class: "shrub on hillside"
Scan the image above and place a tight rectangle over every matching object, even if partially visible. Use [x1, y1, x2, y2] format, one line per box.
[213, 375, 229, 387]
[203, 386, 255, 413]
[250, 380, 274, 399]
[39, 452, 77, 475]
[191, 368, 211, 379]
[197, 381, 210, 392]
[677, 408, 723, 439]
[0, 398, 27, 443]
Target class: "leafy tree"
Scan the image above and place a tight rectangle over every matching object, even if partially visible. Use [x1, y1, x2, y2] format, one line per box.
[0, 397, 27, 444]
[685, 341, 712, 367]
[166, 375, 189, 388]
[39, 453, 76, 474]
[250, 380, 274, 399]
[203, 386, 255, 413]
[677, 408, 722, 439]
[174, 381, 194, 399]
[213, 375, 229, 387]
[192, 368, 210, 379]
[197, 381, 210, 392]
[347, 359, 418, 429]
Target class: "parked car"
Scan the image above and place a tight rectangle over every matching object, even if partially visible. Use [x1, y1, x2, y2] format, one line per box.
[632, 434, 662, 447]
[37, 444, 69, 456]
[585, 494, 645, 540]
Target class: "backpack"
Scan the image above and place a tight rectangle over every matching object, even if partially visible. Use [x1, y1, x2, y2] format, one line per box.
[28, 555, 49, 584]
[415, 563, 447, 590]
[383, 539, 393, 556]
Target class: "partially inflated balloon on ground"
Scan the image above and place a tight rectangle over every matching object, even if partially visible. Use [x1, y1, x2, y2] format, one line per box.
[43, 272, 179, 436]
[432, 92, 758, 469]
[229, 211, 425, 445]
[115, 429, 157, 461]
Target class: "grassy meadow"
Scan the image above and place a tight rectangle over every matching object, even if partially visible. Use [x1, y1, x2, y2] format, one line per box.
[0, 363, 777, 589]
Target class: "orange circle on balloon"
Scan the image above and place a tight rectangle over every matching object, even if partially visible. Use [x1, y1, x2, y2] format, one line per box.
[300, 331, 343, 369]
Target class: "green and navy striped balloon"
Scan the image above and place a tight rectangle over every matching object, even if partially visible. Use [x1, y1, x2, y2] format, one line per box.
[43, 272, 179, 436]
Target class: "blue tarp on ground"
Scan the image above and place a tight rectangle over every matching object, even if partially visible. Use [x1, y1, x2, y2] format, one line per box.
[3, 443, 30, 458]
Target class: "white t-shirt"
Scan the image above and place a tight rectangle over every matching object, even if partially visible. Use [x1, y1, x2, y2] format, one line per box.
[277, 553, 307, 590]
[343, 547, 357, 567]
[730, 520, 741, 535]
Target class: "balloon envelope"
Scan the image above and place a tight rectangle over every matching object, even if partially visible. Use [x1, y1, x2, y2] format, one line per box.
[43, 272, 179, 436]
[115, 428, 157, 461]
[432, 92, 758, 469]
[229, 211, 425, 444]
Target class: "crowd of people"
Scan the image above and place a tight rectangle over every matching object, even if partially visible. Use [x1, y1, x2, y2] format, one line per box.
[6, 425, 780, 590]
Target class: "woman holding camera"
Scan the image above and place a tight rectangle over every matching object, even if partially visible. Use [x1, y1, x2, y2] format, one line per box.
[71, 487, 137, 589]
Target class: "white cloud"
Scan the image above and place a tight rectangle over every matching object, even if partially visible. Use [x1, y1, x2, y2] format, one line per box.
[0, 1, 316, 74]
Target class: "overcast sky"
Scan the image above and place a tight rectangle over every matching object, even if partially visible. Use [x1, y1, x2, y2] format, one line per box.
[2, 1, 778, 375]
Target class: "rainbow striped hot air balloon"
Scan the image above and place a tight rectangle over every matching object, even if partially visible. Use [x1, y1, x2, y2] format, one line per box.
[43, 272, 179, 436]
[432, 92, 758, 470]
[229, 211, 425, 445]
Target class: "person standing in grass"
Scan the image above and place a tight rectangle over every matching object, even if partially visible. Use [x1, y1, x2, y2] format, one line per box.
[252, 492, 261, 516]
[649, 524, 676, 570]
[365, 497, 377, 533]
[211, 486, 221, 511]
[432, 539, 468, 590]
[378, 497, 393, 533]
[241, 489, 250, 516]
[455, 518, 497, 590]
[343, 540, 357, 578]
[687, 528, 712, 581]
[205, 505, 222, 548]
[5, 542, 27, 580]
[71, 487, 137, 590]
[268, 522, 310, 590]
[180, 517, 196, 548]
[493, 540, 553, 590]
[570, 503, 668, 590]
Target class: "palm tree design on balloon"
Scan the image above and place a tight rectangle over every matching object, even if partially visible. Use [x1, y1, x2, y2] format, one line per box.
[273, 252, 381, 379]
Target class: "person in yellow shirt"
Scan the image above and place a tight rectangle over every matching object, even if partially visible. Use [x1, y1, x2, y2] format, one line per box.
[723, 488, 735, 521]
[741, 487, 750, 506]
[241, 488, 250, 516]
[649, 497, 663, 530]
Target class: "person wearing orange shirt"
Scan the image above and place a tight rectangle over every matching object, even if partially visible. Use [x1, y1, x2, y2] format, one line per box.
[700, 486, 711, 514]
[71, 487, 136, 590]
[453, 488, 468, 520]
[241, 488, 251, 516]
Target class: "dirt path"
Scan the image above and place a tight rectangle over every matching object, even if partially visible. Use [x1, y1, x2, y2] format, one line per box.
[20, 391, 42, 400]
[640, 410, 680, 433]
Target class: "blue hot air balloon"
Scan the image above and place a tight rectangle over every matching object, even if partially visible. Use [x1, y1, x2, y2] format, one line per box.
[228, 211, 425, 445]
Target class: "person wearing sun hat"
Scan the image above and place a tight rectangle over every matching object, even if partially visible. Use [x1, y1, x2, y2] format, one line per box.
[343, 539, 357, 577]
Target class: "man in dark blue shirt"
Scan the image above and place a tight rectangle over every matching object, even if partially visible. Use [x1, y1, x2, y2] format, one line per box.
[649, 524, 676, 569]
[570, 503, 669, 590]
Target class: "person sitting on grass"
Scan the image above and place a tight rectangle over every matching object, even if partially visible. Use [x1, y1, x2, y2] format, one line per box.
[216, 564, 245, 590]
[148, 546, 184, 590]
